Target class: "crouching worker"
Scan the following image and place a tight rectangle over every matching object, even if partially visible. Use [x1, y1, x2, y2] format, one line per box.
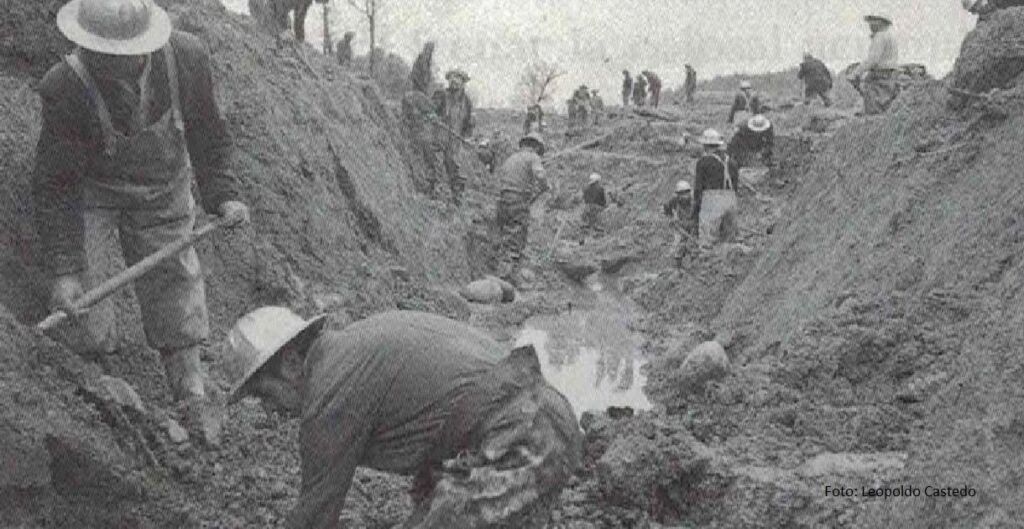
[664, 180, 696, 265]
[727, 114, 774, 168]
[224, 308, 583, 529]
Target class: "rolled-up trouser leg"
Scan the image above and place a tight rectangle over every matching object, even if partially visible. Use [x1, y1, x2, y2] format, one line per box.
[699, 190, 738, 248]
[401, 385, 583, 529]
[496, 199, 530, 281]
[862, 72, 899, 115]
[55, 208, 121, 356]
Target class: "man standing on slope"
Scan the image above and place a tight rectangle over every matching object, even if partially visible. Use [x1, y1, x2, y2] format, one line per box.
[684, 64, 697, 104]
[852, 14, 900, 115]
[692, 129, 740, 248]
[643, 70, 663, 108]
[225, 308, 583, 529]
[433, 69, 475, 205]
[496, 133, 551, 285]
[36, 0, 250, 443]
[621, 70, 633, 108]
[728, 80, 763, 127]
[798, 52, 833, 107]
[632, 73, 648, 107]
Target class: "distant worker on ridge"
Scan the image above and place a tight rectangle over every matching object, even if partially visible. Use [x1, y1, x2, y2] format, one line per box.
[524, 103, 544, 134]
[621, 70, 633, 107]
[335, 31, 354, 67]
[684, 64, 697, 104]
[643, 70, 663, 108]
[692, 129, 740, 249]
[632, 73, 648, 107]
[798, 52, 833, 107]
[851, 14, 900, 116]
[590, 89, 604, 125]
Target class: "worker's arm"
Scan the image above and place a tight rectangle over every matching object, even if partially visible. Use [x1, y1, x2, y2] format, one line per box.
[175, 34, 241, 213]
[33, 65, 90, 277]
[692, 160, 706, 220]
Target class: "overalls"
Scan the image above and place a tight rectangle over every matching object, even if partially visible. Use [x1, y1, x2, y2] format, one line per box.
[63, 44, 209, 355]
[699, 153, 738, 248]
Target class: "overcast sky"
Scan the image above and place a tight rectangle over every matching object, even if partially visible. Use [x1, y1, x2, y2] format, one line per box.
[223, 0, 977, 107]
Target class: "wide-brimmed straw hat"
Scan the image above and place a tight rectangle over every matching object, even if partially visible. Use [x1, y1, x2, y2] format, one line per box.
[57, 0, 171, 56]
[747, 114, 771, 132]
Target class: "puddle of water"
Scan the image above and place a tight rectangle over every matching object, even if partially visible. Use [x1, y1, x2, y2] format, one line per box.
[515, 282, 653, 418]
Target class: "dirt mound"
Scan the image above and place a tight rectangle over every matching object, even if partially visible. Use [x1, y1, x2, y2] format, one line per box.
[708, 75, 1024, 526]
[952, 7, 1024, 94]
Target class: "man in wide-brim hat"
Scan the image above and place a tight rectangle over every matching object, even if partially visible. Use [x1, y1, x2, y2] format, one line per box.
[433, 67, 474, 204]
[38, 0, 250, 444]
[853, 13, 900, 115]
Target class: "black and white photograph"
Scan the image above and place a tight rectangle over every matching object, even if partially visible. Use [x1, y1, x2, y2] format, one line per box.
[0, 0, 1020, 527]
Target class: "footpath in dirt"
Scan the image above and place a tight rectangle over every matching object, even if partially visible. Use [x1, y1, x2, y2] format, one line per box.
[2, 1, 1024, 528]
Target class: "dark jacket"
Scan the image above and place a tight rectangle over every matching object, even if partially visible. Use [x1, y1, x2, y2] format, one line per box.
[663, 193, 692, 221]
[33, 31, 239, 276]
[727, 91, 763, 123]
[583, 182, 607, 207]
[622, 75, 633, 96]
[798, 56, 832, 93]
[692, 153, 740, 220]
[432, 88, 474, 137]
[727, 124, 774, 162]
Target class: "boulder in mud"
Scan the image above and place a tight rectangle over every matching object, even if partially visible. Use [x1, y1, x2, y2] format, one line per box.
[595, 420, 715, 521]
[680, 341, 729, 392]
[458, 276, 515, 304]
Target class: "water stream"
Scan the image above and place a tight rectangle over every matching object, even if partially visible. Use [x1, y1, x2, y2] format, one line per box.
[515, 277, 654, 418]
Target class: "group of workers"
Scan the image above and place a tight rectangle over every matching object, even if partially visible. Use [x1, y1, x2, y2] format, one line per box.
[621, 69, 664, 108]
[566, 84, 605, 131]
[30, 1, 1017, 528]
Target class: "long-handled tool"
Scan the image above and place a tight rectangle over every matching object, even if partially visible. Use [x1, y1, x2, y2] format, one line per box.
[37, 216, 234, 331]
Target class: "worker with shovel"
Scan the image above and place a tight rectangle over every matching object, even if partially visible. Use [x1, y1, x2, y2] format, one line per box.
[34, 0, 249, 444]
[224, 308, 582, 529]
[495, 132, 550, 286]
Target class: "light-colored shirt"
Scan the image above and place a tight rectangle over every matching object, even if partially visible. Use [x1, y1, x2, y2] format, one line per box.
[498, 149, 548, 199]
[862, 26, 899, 73]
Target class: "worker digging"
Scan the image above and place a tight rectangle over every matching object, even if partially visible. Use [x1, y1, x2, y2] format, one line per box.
[5, 2, 1006, 528]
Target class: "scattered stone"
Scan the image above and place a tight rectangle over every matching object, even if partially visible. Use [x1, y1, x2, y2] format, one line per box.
[679, 341, 730, 393]
[96, 375, 146, 415]
[458, 276, 514, 304]
[163, 419, 189, 444]
[388, 266, 410, 281]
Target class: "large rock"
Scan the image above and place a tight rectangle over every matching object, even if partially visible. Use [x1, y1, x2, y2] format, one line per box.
[595, 418, 715, 522]
[679, 341, 730, 393]
[458, 276, 515, 304]
[951, 7, 1024, 94]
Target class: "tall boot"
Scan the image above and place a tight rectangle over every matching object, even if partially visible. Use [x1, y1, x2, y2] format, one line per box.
[161, 346, 222, 446]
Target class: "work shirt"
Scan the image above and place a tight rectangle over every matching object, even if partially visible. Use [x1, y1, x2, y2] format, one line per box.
[33, 31, 239, 276]
[663, 193, 693, 221]
[433, 88, 474, 137]
[861, 26, 899, 73]
[728, 124, 775, 161]
[798, 56, 833, 92]
[583, 182, 607, 207]
[728, 91, 763, 124]
[498, 149, 549, 201]
[289, 311, 537, 529]
[692, 152, 740, 220]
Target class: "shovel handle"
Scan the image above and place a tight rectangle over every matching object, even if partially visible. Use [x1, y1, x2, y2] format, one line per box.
[37, 216, 233, 332]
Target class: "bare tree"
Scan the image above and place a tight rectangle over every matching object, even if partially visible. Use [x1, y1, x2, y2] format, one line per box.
[346, 0, 383, 73]
[519, 60, 566, 105]
[317, 0, 331, 55]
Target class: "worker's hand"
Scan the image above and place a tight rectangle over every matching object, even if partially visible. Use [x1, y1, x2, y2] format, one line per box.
[218, 200, 250, 227]
[50, 274, 86, 317]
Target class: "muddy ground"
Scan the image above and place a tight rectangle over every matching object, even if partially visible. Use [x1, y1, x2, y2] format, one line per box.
[2, 1, 1024, 528]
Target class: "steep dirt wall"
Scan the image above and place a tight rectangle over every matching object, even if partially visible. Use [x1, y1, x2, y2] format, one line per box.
[712, 76, 1024, 526]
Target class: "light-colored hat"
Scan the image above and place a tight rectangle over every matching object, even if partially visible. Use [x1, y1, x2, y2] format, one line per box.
[675, 180, 692, 193]
[864, 14, 892, 24]
[747, 114, 771, 132]
[57, 0, 172, 56]
[446, 69, 470, 82]
[698, 128, 724, 146]
[520, 132, 547, 154]
[589, 173, 602, 183]
[739, 80, 753, 89]
[222, 307, 327, 402]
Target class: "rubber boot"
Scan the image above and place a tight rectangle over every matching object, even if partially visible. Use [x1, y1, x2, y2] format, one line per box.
[161, 346, 222, 446]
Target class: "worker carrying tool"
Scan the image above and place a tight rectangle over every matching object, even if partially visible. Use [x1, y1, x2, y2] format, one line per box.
[433, 69, 475, 205]
[224, 308, 583, 529]
[495, 132, 550, 285]
[664, 179, 696, 266]
[692, 129, 740, 248]
[34, 0, 249, 444]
